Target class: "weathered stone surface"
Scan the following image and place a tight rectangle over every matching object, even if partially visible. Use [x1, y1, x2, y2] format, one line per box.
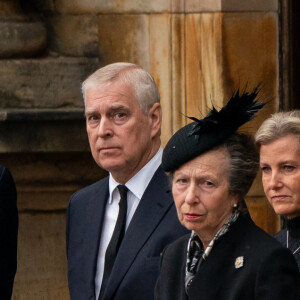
[0, 21, 47, 58]
[221, 0, 278, 11]
[12, 212, 70, 300]
[0, 0, 27, 22]
[55, 0, 170, 14]
[0, 57, 99, 108]
[171, 14, 186, 132]
[184, 12, 278, 129]
[47, 15, 98, 57]
[185, 13, 225, 118]
[172, 0, 278, 12]
[51, 0, 278, 14]
[246, 196, 280, 235]
[0, 152, 104, 195]
[148, 14, 172, 147]
[21, 0, 55, 13]
[0, 118, 89, 152]
[221, 12, 278, 132]
[98, 14, 149, 67]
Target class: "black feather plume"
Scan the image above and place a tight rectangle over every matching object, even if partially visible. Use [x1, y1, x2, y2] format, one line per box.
[188, 86, 265, 139]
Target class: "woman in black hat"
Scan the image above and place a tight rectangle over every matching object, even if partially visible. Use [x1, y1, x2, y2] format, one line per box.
[154, 89, 300, 300]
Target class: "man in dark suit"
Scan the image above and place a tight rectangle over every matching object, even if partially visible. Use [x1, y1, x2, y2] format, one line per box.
[66, 62, 188, 300]
[0, 164, 18, 299]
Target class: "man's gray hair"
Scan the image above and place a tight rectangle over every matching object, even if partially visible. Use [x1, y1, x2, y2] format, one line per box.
[82, 62, 160, 113]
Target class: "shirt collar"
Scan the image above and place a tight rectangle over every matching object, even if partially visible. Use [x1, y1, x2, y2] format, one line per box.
[108, 147, 162, 203]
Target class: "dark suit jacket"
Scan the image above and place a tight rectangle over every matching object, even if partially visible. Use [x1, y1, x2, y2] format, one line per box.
[67, 166, 189, 300]
[0, 164, 18, 300]
[155, 214, 300, 300]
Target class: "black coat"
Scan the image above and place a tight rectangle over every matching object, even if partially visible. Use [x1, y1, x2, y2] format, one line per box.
[0, 165, 18, 300]
[155, 214, 300, 300]
[274, 216, 300, 270]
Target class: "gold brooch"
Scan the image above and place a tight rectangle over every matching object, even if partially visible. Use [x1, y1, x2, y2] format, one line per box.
[235, 256, 244, 269]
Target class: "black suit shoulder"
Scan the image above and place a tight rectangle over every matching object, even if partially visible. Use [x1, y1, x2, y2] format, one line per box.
[69, 176, 109, 205]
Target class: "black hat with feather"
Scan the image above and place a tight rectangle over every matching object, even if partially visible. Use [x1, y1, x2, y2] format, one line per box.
[162, 86, 265, 172]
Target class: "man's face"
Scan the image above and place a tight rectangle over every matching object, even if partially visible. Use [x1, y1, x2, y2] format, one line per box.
[85, 81, 161, 183]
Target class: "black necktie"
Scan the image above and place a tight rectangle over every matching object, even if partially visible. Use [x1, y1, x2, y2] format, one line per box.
[99, 185, 128, 299]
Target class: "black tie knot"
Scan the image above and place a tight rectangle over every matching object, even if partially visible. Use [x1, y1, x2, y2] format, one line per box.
[117, 185, 128, 202]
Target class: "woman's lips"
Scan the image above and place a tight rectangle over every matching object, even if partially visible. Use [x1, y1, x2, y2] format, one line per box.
[184, 213, 202, 221]
[271, 195, 290, 202]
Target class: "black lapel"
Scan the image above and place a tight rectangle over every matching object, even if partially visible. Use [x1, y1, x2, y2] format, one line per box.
[103, 167, 173, 299]
[82, 178, 109, 296]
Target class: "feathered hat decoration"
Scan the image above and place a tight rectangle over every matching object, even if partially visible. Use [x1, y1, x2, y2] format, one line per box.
[162, 86, 265, 172]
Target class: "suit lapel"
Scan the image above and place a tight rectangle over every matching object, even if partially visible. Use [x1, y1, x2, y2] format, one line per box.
[82, 178, 109, 295]
[103, 167, 173, 299]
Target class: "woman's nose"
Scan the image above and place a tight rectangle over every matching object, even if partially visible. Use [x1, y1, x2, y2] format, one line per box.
[185, 184, 199, 205]
[269, 171, 283, 189]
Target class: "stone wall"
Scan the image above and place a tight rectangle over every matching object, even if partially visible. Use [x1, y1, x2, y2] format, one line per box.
[0, 0, 280, 299]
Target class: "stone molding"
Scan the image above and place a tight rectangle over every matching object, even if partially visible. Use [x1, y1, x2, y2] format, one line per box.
[52, 0, 278, 14]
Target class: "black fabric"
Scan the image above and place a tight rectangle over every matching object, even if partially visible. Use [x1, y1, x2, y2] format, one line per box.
[162, 121, 234, 172]
[0, 164, 18, 300]
[100, 185, 128, 299]
[274, 216, 300, 270]
[162, 88, 264, 172]
[155, 214, 300, 300]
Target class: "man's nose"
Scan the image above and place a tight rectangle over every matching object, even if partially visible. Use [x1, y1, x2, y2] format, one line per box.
[98, 118, 113, 137]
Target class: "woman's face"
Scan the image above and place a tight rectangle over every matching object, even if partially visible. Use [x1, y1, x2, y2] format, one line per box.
[172, 148, 238, 243]
[260, 134, 300, 219]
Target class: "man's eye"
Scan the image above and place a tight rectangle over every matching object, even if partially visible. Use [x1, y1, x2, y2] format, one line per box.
[261, 166, 271, 173]
[115, 113, 126, 118]
[284, 165, 295, 171]
[88, 115, 99, 121]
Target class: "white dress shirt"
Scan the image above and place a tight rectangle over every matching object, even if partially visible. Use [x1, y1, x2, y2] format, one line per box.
[95, 147, 163, 298]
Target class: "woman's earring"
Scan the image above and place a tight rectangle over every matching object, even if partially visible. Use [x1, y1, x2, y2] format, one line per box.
[233, 203, 238, 208]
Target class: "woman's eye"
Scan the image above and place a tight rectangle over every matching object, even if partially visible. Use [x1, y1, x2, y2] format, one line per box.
[204, 181, 214, 186]
[176, 178, 187, 184]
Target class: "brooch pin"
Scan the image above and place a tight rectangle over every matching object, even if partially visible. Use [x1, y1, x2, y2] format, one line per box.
[234, 256, 244, 269]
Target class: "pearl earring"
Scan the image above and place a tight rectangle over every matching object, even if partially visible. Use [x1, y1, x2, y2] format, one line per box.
[233, 203, 238, 208]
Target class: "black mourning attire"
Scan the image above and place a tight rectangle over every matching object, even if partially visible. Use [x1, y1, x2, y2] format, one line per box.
[155, 88, 300, 300]
[274, 216, 300, 270]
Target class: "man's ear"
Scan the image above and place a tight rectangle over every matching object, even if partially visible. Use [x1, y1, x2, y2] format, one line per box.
[148, 103, 162, 137]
